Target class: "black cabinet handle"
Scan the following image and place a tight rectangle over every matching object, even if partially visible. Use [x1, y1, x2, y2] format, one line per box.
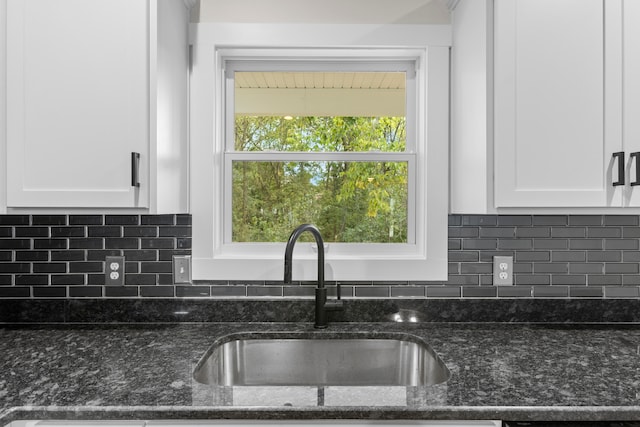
[613, 151, 625, 186]
[632, 152, 640, 186]
[131, 152, 140, 188]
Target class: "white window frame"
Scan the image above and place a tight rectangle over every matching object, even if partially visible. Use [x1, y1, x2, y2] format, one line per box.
[190, 23, 450, 282]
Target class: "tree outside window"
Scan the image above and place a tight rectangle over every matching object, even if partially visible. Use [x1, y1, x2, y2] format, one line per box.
[232, 115, 408, 243]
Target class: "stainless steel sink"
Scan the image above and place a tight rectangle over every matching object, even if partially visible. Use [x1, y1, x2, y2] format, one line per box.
[193, 333, 450, 387]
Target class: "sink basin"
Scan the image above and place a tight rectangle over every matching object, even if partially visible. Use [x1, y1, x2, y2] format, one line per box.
[193, 333, 450, 386]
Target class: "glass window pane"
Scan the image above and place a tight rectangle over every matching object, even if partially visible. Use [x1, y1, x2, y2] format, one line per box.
[232, 160, 408, 243]
[235, 116, 406, 152]
[234, 70, 406, 152]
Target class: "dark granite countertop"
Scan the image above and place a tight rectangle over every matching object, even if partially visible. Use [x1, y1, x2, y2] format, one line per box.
[2, 322, 640, 425]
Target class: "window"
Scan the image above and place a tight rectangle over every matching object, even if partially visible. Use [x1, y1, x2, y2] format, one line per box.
[227, 61, 415, 245]
[190, 23, 450, 281]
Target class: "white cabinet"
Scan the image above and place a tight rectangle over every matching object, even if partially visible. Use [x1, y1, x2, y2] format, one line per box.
[3, 0, 189, 212]
[494, 0, 610, 208]
[622, 0, 640, 207]
[492, 0, 640, 210]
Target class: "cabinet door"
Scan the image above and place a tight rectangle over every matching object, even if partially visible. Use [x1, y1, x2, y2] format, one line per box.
[494, 0, 618, 207]
[623, 0, 640, 206]
[6, 0, 149, 208]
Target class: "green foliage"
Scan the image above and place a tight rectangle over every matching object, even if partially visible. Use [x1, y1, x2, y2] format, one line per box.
[232, 116, 408, 243]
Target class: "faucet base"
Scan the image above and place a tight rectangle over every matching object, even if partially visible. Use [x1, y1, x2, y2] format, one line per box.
[315, 287, 329, 328]
[314, 287, 343, 328]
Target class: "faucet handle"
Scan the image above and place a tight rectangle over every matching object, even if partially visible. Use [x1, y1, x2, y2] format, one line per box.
[325, 290, 344, 311]
[324, 282, 343, 311]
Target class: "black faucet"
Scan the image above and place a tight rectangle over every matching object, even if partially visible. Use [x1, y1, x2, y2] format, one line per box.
[284, 224, 343, 328]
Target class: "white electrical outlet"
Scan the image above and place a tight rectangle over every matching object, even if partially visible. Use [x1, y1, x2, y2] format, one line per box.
[493, 256, 513, 286]
[173, 255, 192, 284]
[105, 256, 125, 286]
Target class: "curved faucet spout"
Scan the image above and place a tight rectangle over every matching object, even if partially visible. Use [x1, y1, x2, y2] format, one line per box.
[283, 224, 343, 328]
[284, 224, 324, 288]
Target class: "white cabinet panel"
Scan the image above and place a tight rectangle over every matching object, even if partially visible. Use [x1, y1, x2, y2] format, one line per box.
[492, 0, 640, 211]
[4, 0, 190, 212]
[623, 0, 640, 206]
[6, 0, 149, 208]
[494, 0, 614, 208]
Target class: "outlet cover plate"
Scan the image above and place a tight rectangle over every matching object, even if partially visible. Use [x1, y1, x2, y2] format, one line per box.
[493, 256, 513, 286]
[105, 256, 125, 286]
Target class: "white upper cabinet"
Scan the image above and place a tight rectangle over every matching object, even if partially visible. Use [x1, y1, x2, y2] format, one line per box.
[494, 0, 611, 208]
[4, 0, 189, 212]
[622, 0, 640, 207]
[493, 0, 640, 210]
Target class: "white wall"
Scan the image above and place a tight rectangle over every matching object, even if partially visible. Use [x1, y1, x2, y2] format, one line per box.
[449, 0, 493, 214]
[155, 0, 190, 213]
[196, 0, 451, 24]
[0, 0, 6, 214]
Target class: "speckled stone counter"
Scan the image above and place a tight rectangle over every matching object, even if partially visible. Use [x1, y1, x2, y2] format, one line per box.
[2, 322, 640, 425]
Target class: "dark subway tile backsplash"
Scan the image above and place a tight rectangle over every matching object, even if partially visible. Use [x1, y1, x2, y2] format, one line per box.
[0, 215, 30, 226]
[0, 214, 191, 296]
[1, 214, 640, 300]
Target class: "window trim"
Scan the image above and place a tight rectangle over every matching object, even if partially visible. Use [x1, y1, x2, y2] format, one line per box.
[190, 23, 450, 281]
